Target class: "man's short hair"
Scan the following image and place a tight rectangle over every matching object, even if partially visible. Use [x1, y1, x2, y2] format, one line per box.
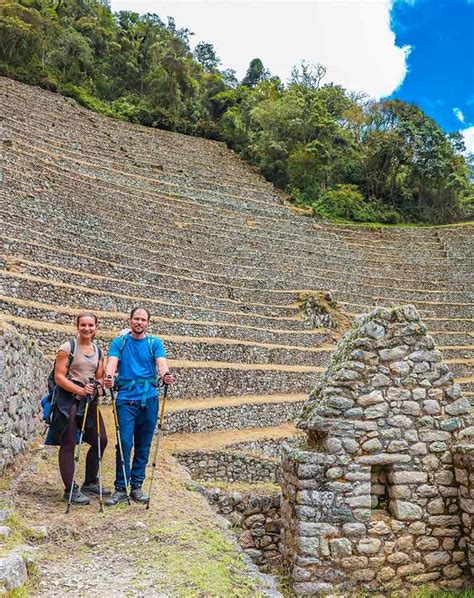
[130, 306, 151, 321]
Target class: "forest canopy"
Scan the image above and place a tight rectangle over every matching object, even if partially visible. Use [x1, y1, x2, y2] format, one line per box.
[1, 0, 472, 224]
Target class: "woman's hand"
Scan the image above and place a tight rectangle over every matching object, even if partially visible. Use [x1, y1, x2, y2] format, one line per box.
[77, 383, 95, 397]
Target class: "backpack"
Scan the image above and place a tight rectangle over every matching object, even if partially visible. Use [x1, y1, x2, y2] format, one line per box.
[41, 339, 102, 423]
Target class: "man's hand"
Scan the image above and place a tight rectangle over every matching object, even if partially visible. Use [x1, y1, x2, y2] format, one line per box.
[104, 375, 114, 389]
[163, 372, 175, 385]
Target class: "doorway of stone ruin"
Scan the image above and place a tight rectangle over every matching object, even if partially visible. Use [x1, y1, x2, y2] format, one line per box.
[371, 464, 392, 512]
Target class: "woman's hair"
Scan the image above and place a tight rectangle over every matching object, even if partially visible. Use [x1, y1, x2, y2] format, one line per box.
[130, 306, 151, 321]
[75, 312, 98, 327]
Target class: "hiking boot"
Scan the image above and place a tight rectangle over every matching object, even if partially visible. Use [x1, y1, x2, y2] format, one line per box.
[131, 486, 149, 504]
[81, 480, 112, 497]
[104, 489, 129, 506]
[63, 485, 90, 505]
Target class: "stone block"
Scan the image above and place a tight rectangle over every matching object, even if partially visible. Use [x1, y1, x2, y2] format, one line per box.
[361, 438, 382, 452]
[427, 515, 461, 527]
[329, 538, 352, 558]
[400, 401, 421, 416]
[395, 535, 414, 551]
[416, 537, 440, 551]
[293, 582, 333, 594]
[341, 556, 368, 568]
[357, 537, 381, 555]
[424, 551, 451, 569]
[358, 390, 383, 407]
[296, 536, 320, 555]
[365, 404, 389, 419]
[325, 467, 343, 480]
[353, 568, 376, 581]
[297, 522, 338, 536]
[368, 521, 391, 536]
[443, 563, 463, 578]
[379, 345, 409, 361]
[377, 566, 395, 581]
[390, 361, 410, 376]
[445, 398, 471, 416]
[390, 500, 423, 520]
[387, 551, 410, 565]
[342, 523, 366, 536]
[390, 471, 428, 485]
[426, 499, 445, 515]
[0, 554, 27, 592]
[422, 399, 441, 414]
[397, 562, 425, 577]
[386, 415, 413, 429]
[387, 388, 411, 402]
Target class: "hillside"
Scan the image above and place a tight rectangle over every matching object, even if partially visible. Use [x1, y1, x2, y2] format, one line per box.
[0, 77, 473, 595]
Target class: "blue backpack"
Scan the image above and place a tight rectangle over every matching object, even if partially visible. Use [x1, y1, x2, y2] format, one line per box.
[115, 332, 157, 408]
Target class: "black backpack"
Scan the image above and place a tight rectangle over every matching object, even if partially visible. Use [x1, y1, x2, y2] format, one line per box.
[41, 339, 102, 423]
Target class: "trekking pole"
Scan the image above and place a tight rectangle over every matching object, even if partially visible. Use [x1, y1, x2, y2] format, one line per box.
[146, 383, 168, 510]
[110, 387, 131, 505]
[96, 394, 104, 513]
[66, 391, 91, 514]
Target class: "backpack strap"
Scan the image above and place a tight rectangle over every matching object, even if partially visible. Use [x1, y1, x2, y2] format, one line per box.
[147, 335, 156, 361]
[66, 338, 76, 371]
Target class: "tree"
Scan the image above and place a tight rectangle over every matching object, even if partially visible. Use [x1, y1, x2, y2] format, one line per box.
[194, 41, 220, 71]
[289, 60, 326, 90]
[241, 58, 268, 88]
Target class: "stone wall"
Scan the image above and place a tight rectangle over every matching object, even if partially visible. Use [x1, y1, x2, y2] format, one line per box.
[282, 305, 473, 594]
[453, 442, 474, 579]
[176, 450, 280, 484]
[0, 321, 50, 474]
[164, 402, 305, 435]
[218, 436, 304, 458]
[197, 485, 282, 572]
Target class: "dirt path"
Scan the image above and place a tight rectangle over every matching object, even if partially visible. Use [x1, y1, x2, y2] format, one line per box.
[1, 408, 280, 597]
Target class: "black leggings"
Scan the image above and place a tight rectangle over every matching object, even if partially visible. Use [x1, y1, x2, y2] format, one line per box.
[59, 400, 108, 490]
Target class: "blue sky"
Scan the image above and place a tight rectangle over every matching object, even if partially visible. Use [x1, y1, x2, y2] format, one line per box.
[110, 0, 474, 151]
[390, 0, 474, 135]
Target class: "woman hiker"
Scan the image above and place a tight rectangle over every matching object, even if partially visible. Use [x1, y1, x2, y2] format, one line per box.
[47, 312, 110, 505]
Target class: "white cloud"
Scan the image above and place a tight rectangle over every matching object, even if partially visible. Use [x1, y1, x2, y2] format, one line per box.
[109, 0, 410, 98]
[453, 107, 465, 123]
[461, 126, 474, 154]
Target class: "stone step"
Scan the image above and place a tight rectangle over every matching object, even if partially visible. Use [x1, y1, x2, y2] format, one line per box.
[3, 196, 468, 290]
[339, 295, 474, 320]
[4, 228, 472, 301]
[163, 394, 306, 435]
[7, 249, 473, 324]
[9, 141, 472, 268]
[446, 360, 474, 378]
[439, 346, 474, 359]
[6, 121, 472, 260]
[0, 299, 335, 366]
[431, 331, 474, 346]
[2, 158, 470, 282]
[0, 296, 330, 349]
[0, 270, 309, 332]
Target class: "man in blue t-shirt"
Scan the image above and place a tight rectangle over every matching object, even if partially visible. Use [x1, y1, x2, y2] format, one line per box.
[104, 306, 175, 505]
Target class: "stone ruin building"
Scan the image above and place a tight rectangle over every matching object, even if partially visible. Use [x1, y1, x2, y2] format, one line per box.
[281, 305, 473, 595]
